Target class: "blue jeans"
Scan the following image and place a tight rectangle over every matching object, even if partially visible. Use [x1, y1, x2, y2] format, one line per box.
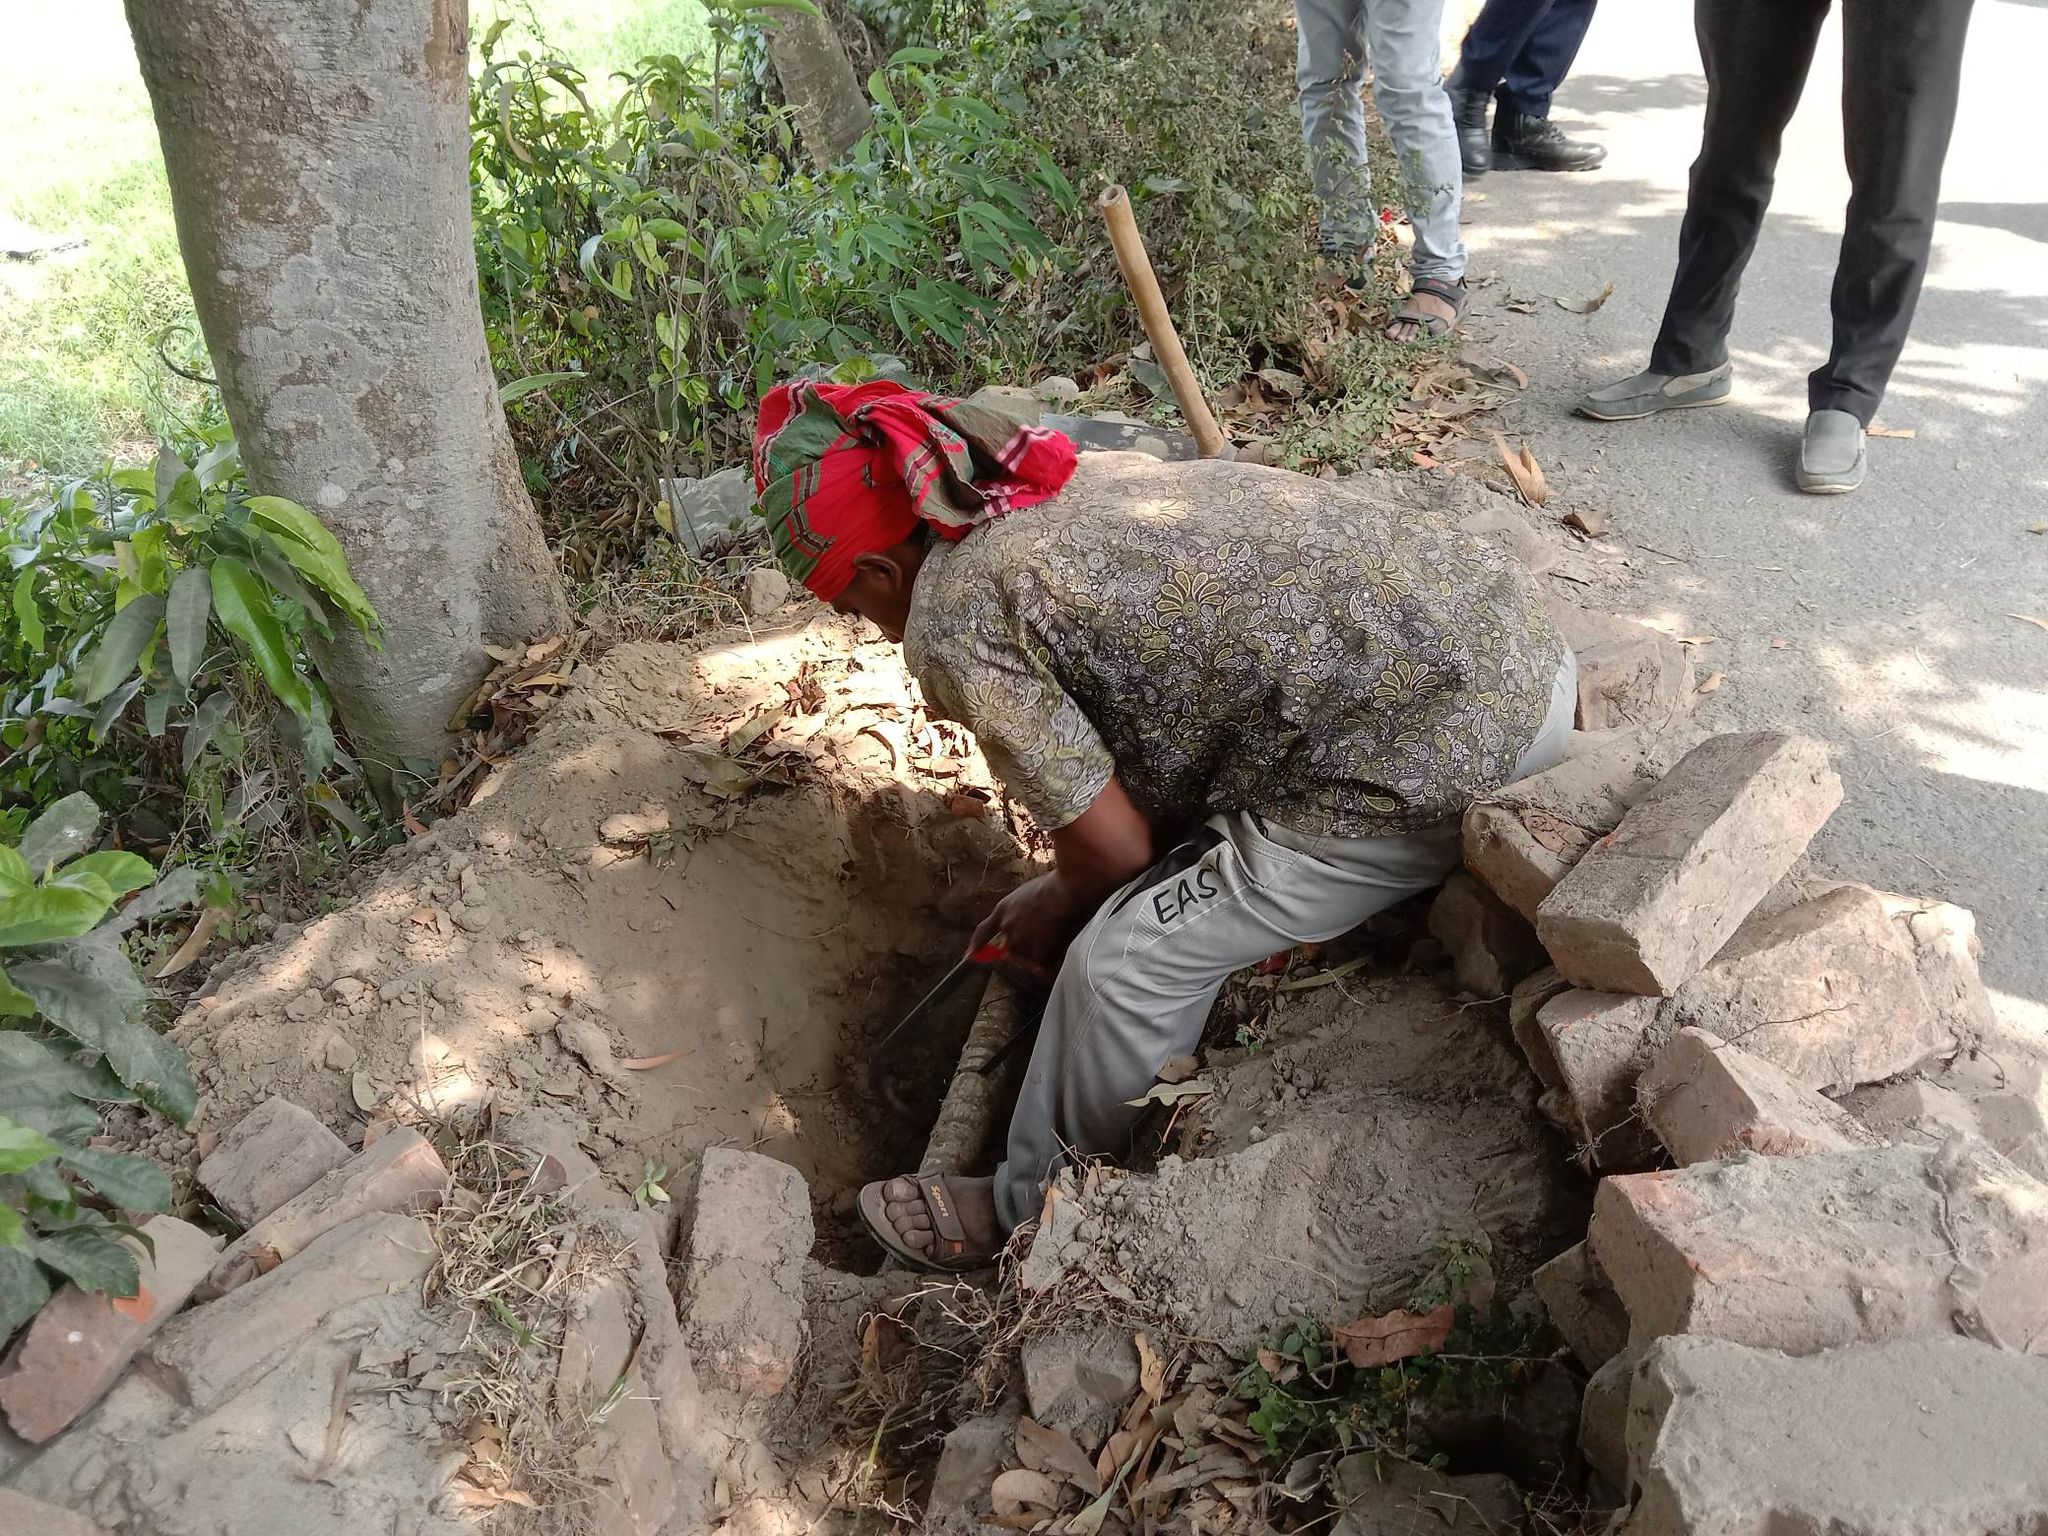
[1294, 0, 1467, 281]
[1455, 0, 1598, 120]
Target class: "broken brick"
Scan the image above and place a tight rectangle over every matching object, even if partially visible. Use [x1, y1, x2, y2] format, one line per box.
[1554, 610, 1696, 733]
[0, 1216, 219, 1444]
[0, 1489, 109, 1536]
[1658, 885, 1967, 1093]
[1591, 1140, 2048, 1356]
[198, 1125, 447, 1300]
[196, 1096, 352, 1227]
[1533, 988, 1665, 1168]
[1626, 1334, 2048, 1536]
[1532, 1241, 1629, 1371]
[1427, 870, 1548, 996]
[1536, 733, 1842, 996]
[677, 1147, 811, 1399]
[1509, 966, 1573, 1092]
[1462, 723, 1701, 922]
[1528, 885, 1982, 1170]
[151, 1211, 434, 1411]
[1577, 1346, 1632, 1491]
[1638, 1027, 1881, 1164]
[1021, 1327, 1140, 1452]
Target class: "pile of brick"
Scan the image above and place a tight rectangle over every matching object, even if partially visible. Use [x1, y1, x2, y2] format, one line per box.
[1439, 699, 2048, 1533]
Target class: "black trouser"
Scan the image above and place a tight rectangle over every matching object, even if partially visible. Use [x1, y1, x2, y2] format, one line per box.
[1649, 0, 1974, 426]
[1456, 0, 1598, 120]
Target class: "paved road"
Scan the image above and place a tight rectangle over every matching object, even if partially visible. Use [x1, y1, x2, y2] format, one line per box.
[1454, 2, 2048, 1028]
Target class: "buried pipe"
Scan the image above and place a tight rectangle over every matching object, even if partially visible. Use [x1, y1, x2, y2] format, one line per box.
[1096, 184, 1230, 460]
[919, 974, 1035, 1175]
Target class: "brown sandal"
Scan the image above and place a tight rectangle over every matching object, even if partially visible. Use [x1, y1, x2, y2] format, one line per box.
[857, 1173, 999, 1274]
[1385, 275, 1469, 342]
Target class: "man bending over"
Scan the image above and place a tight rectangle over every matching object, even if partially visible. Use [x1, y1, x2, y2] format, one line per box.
[753, 380, 1574, 1272]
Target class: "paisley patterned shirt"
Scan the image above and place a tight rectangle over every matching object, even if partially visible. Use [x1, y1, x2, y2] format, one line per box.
[902, 453, 1564, 839]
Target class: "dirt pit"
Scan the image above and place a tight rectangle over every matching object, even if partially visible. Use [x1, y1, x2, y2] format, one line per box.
[174, 613, 1032, 1249]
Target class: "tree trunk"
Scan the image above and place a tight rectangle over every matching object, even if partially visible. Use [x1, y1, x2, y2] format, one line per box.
[765, 8, 872, 172]
[125, 0, 570, 794]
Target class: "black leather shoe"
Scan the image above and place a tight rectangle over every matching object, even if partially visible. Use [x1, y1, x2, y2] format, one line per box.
[1447, 78, 1492, 178]
[1492, 110, 1607, 172]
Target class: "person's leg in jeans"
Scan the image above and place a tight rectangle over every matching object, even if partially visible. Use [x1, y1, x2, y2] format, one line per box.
[1490, 0, 1605, 172]
[1497, 0, 1596, 121]
[1363, 0, 1469, 339]
[1447, 0, 1556, 174]
[1809, 0, 1974, 426]
[1648, 0, 1830, 377]
[991, 655, 1578, 1232]
[1295, 0, 1377, 252]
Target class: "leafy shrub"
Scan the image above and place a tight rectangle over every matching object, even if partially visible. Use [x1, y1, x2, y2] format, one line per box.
[964, 0, 1324, 385]
[2, 429, 380, 846]
[0, 792, 204, 1341]
[471, 4, 1071, 562]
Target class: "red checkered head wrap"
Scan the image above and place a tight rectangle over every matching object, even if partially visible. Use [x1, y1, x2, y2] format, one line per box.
[751, 379, 1077, 602]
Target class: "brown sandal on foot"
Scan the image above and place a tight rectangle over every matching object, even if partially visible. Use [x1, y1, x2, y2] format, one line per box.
[857, 1173, 1000, 1274]
[1384, 275, 1469, 342]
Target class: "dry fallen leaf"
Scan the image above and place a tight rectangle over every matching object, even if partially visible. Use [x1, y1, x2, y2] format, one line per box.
[155, 905, 226, 978]
[1697, 671, 1726, 695]
[990, 1467, 1066, 1520]
[351, 1071, 382, 1112]
[724, 703, 786, 755]
[619, 1050, 689, 1071]
[1770, 636, 1791, 649]
[1555, 281, 1616, 314]
[1493, 433, 1548, 506]
[1156, 1054, 1201, 1084]
[1867, 426, 1915, 439]
[2013, 614, 2048, 633]
[1136, 1332, 1168, 1401]
[1563, 506, 1611, 537]
[1503, 297, 1538, 314]
[1017, 1417, 1102, 1493]
[1125, 1079, 1212, 1108]
[2028, 522, 2048, 535]
[1502, 360, 1529, 388]
[1677, 635, 1718, 647]
[1332, 1302, 1456, 1367]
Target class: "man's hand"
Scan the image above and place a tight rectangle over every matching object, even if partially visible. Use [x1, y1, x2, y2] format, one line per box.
[971, 872, 1086, 969]
[969, 776, 1154, 970]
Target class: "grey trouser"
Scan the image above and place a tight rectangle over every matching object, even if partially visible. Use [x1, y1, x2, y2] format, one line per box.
[992, 655, 1575, 1231]
[1294, 0, 1467, 281]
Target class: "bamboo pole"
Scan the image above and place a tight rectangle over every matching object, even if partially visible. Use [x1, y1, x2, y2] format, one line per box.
[1096, 185, 1229, 459]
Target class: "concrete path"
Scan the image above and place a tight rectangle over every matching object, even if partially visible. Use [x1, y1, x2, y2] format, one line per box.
[1455, 2, 2048, 1026]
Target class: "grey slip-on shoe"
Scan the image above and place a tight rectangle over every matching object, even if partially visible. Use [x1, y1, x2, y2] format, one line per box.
[1575, 363, 1734, 421]
[1796, 408, 1866, 494]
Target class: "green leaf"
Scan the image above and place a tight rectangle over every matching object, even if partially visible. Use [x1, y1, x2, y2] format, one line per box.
[0, 847, 29, 900]
[0, 1245, 51, 1337]
[144, 687, 173, 738]
[11, 568, 44, 653]
[129, 523, 169, 594]
[0, 1113, 61, 1175]
[209, 558, 313, 718]
[32, 1221, 140, 1297]
[90, 675, 143, 743]
[0, 886, 111, 946]
[166, 566, 211, 686]
[245, 499, 376, 635]
[868, 70, 897, 111]
[60, 852, 154, 900]
[890, 45, 945, 65]
[59, 1145, 172, 1213]
[0, 963, 33, 1017]
[79, 593, 166, 704]
[181, 691, 233, 775]
[498, 370, 585, 405]
[153, 444, 190, 510]
[0, 1203, 22, 1251]
[0, 1034, 138, 1129]
[14, 954, 196, 1124]
[18, 793, 101, 872]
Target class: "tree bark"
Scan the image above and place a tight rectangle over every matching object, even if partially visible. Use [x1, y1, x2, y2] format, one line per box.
[125, 0, 570, 793]
[765, 8, 872, 172]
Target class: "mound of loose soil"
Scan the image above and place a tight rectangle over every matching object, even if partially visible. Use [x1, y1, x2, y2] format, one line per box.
[173, 613, 1032, 1237]
[1022, 968, 1592, 1355]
